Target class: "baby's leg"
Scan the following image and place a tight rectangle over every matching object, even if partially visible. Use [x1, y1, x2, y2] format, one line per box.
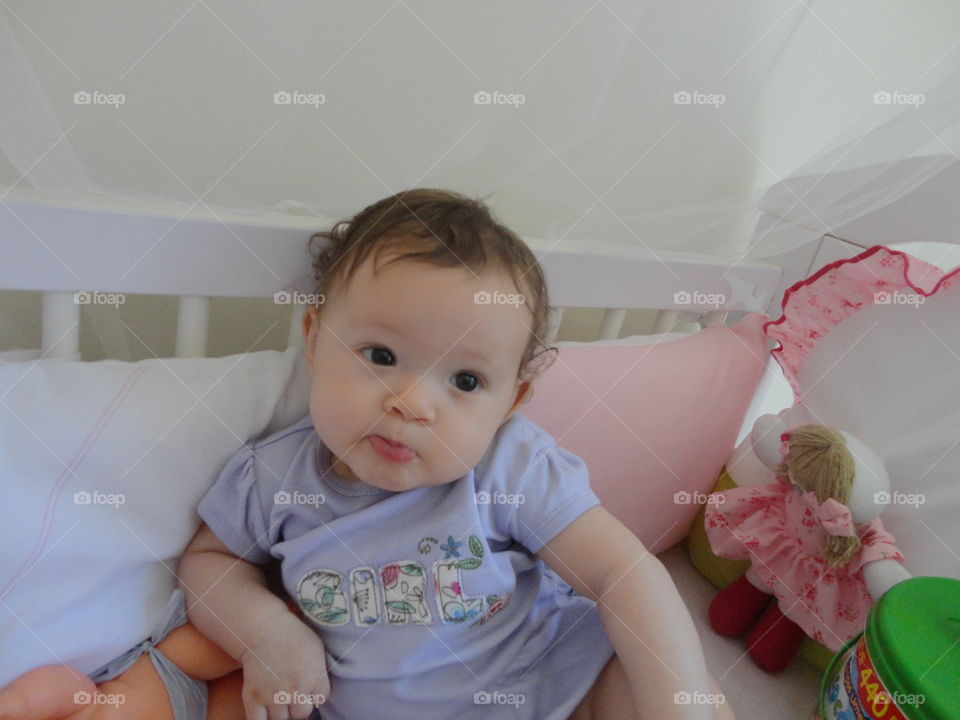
[0, 657, 166, 720]
[567, 655, 632, 720]
[0, 665, 99, 720]
[567, 654, 736, 720]
[206, 670, 244, 720]
[0, 623, 242, 720]
[153, 623, 241, 681]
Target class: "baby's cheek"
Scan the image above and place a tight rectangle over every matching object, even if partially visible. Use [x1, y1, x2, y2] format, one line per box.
[440, 431, 488, 478]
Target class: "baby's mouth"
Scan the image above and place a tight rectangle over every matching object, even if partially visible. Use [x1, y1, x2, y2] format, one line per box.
[369, 435, 416, 462]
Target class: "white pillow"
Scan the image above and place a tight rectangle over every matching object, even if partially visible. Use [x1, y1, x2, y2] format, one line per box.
[0, 347, 309, 687]
[788, 291, 960, 583]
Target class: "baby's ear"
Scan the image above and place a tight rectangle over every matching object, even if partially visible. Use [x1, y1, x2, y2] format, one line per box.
[302, 305, 320, 365]
[505, 380, 534, 419]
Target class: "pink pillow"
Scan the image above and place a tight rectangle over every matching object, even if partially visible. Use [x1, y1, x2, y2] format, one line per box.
[521, 313, 768, 553]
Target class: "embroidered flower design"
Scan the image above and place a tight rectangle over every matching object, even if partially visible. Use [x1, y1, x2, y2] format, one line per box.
[381, 564, 399, 588]
[440, 535, 463, 559]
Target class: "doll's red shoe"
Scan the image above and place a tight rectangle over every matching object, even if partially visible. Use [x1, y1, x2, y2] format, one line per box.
[745, 602, 806, 673]
[708, 574, 773, 637]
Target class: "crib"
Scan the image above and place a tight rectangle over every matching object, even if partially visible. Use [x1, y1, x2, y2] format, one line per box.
[2, 167, 956, 720]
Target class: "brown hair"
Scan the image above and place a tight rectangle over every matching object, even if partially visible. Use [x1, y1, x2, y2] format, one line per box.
[307, 188, 557, 385]
[776, 424, 861, 568]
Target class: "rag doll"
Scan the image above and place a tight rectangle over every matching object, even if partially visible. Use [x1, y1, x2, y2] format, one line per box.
[704, 416, 910, 673]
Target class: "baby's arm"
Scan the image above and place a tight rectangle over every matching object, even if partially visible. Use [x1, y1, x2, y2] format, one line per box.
[536, 506, 732, 720]
[178, 523, 291, 662]
[178, 522, 330, 720]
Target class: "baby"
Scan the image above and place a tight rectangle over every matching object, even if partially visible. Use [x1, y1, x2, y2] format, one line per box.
[178, 189, 735, 720]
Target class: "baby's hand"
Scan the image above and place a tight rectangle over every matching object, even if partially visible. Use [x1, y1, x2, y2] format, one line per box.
[240, 610, 330, 720]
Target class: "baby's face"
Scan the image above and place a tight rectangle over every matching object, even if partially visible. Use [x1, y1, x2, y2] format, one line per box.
[302, 251, 534, 492]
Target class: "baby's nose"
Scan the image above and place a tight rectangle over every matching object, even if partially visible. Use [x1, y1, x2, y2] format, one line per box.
[386, 383, 434, 423]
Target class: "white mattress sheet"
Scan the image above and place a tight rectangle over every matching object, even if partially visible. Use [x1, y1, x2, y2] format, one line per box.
[657, 544, 824, 720]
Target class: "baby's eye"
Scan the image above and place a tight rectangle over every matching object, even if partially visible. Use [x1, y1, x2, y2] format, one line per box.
[452, 372, 482, 393]
[362, 347, 395, 366]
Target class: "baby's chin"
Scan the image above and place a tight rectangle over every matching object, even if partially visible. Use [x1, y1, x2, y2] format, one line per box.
[357, 461, 466, 492]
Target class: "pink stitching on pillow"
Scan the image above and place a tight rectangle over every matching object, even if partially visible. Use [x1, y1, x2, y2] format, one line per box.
[0, 366, 146, 599]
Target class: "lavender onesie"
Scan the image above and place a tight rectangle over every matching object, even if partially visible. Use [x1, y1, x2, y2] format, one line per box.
[198, 413, 615, 719]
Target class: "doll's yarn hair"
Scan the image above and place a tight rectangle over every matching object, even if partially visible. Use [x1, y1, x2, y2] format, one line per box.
[776, 423, 861, 568]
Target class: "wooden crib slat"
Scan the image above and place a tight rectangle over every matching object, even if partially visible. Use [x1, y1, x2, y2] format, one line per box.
[598, 308, 626, 340]
[702, 310, 728, 327]
[287, 303, 306, 348]
[651, 309, 680, 334]
[41, 291, 80, 359]
[175, 296, 210, 358]
[545, 307, 564, 345]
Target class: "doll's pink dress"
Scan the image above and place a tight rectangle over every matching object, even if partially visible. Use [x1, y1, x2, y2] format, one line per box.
[704, 477, 905, 651]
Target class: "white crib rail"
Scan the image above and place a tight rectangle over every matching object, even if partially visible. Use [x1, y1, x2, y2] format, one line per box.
[1, 197, 781, 359]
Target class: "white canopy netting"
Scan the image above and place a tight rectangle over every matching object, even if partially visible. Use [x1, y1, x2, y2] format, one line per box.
[1, 1, 959, 356]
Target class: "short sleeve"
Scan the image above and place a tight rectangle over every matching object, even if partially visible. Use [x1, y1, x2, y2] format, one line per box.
[197, 444, 278, 565]
[488, 442, 600, 554]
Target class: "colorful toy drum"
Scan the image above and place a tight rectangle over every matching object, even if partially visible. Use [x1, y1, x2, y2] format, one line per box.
[819, 576, 960, 719]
